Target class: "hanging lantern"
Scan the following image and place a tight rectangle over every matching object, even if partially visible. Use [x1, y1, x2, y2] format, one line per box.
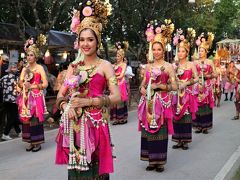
[188, 0, 195, 3]
[63, 51, 68, 60]
[45, 50, 50, 57]
[166, 43, 172, 52]
[20, 53, 25, 59]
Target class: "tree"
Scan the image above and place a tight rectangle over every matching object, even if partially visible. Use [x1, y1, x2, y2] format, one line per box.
[107, 0, 184, 62]
[0, 0, 78, 39]
[213, 0, 240, 40]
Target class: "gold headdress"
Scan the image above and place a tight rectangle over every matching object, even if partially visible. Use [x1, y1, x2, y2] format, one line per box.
[72, 0, 112, 45]
[145, 19, 174, 62]
[173, 28, 196, 60]
[115, 41, 129, 58]
[196, 32, 215, 52]
[24, 34, 47, 58]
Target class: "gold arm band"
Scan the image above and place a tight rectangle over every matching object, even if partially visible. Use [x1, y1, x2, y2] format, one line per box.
[108, 75, 118, 86]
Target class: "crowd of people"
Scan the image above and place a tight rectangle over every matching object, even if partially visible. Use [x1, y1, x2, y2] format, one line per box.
[1, 0, 240, 179]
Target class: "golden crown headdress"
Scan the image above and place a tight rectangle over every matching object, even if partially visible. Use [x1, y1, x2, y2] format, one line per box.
[173, 28, 196, 53]
[196, 32, 215, 52]
[145, 19, 174, 62]
[115, 41, 129, 58]
[24, 34, 47, 58]
[71, 0, 112, 45]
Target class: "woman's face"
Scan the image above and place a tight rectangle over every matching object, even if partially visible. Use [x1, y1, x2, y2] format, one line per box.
[152, 43, 164, 60]
[199, 47, 207, 59]
[79, 29, 98, 56]
[178, 47, 188, 60]
[229, 62, 234, 68]
[27, 51, 36, 64]
[116, 51, 123, 63]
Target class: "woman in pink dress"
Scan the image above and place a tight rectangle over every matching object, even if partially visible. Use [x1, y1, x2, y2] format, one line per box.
[213, 53, 222, 107]
[17, 37, 48, 152]
[55, 1, 120, 179]
[232, 61, 240, 120]
[138, 20, 176, 172]
[193, 32, 216, 134]
[172, 28, 199, 150]
[224, 61, 235, 101]
[111, 41, 128, 125]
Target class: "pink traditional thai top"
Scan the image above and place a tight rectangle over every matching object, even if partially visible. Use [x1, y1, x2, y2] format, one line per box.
[18, 72, 48, 123]
[115, 66, 128, 102]
[196, 63, 214, 108]
[55, 72, 113, 175]
[138, 68, 174, 134]
[173, 69, 198, 120]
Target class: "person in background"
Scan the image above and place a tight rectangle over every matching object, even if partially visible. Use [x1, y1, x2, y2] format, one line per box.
[125, 60, 135, 106]
[138, 20, 176, 172]
[0, 62, 21, 140]
[232, 60, 240, 120]
[0, 54, 9, 78]
[213, 53, 222, 107]
[47, 63, 69, 124]
[17, 59, 24, 75]
[0, 54, 9, 137]
[193, 32, 216, 134]
[17, 37, 48, 152]
[111, 41, 129, 125]
[171, 28, 199, 150]
[224, 61, 235, 101]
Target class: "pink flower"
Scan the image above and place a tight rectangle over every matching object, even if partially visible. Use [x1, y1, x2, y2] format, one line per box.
[173, 36, 179, 45]
[82, 6, 92, 17]
[71, 16, 80, 33]
[196, 38, 201, 46]
[64, 75, 81, 89]
[180, 35, 185, 41]
[155, 27, 162, 34]
[145, 28, 155, 42]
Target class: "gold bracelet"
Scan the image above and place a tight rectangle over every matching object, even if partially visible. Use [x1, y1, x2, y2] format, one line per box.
[56, 97, 67, 110]
[60, 101, 67, 111]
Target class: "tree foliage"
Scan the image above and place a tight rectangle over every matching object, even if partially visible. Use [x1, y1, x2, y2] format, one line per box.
[0, 0, 239, 60]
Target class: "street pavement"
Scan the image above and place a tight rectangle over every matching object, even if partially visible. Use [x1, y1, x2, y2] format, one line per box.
[0, 100, 240, 180]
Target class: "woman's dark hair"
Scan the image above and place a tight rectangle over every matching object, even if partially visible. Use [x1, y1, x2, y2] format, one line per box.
[152, 41, 164, 50]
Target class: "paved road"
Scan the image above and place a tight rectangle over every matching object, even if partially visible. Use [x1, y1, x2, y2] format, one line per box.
[0, 100, 240, 180]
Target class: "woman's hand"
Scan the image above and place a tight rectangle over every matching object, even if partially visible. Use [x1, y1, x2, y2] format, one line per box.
[140, 86, 146, 95]
[70, 97, 91, 108]
[24, 82, 31, 90]
[151, 83, 158, 90]
[178, 82, 187, 90]
[68, 108, 77, 120]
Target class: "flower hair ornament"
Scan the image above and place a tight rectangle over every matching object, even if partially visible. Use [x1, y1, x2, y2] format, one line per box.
[195, 32, 215, 58]
[173, 28, 196, 61]
[70, 0, 112, 65]
[145, 19, 175, 63]
[115, 41, 129, 58]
